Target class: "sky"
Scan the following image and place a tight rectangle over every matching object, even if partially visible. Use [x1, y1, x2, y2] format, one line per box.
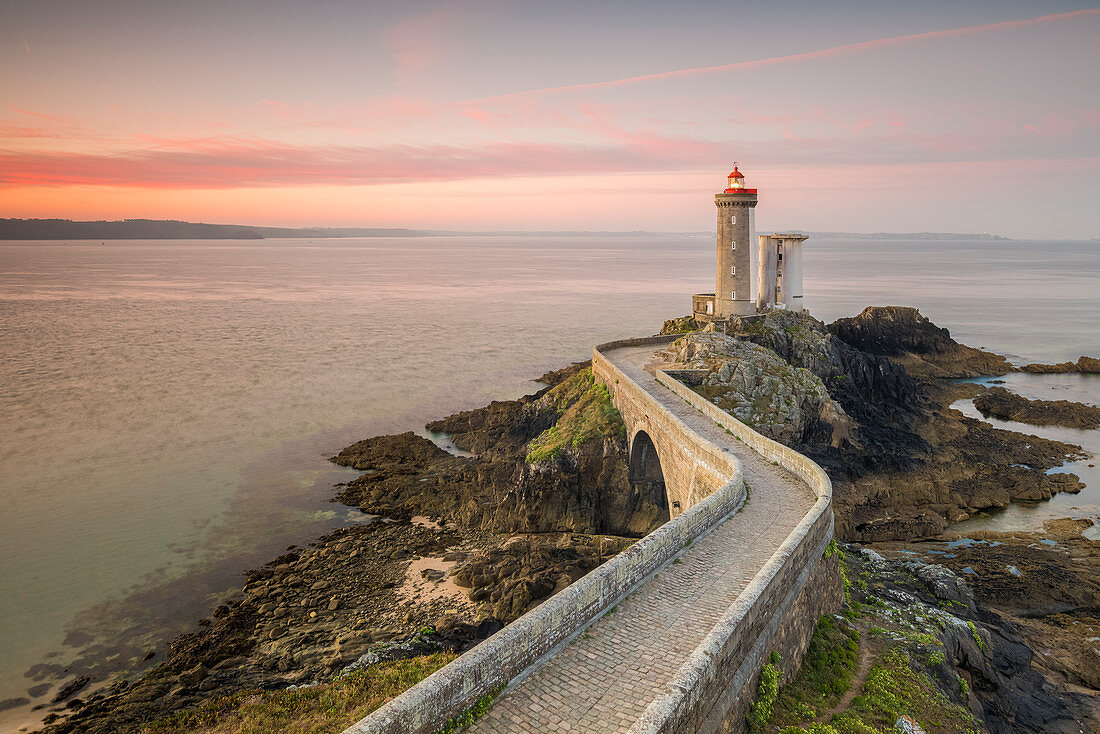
[2, 0, 1099, 237]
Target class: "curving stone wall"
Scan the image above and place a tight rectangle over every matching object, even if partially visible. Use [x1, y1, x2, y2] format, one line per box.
[619, 365, 837, 733]
[592, 336, 736, 515]
[341, 334, 837, 734]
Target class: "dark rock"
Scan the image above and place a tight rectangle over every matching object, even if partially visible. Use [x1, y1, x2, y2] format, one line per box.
[828, 305, 1013, 378]
[334, 369, 664, 538]
[178, 663, 207, 687]
[974, 387, 1100, 429]
[27, 683, 51, 698]
[52, 675, 89, 703]
[1021, 355, 1100, 374]
[0, 697, 30, 713]
[844, 543, 1094, 733]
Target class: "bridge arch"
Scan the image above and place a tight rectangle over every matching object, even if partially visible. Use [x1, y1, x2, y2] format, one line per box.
[628, 429, 673, 526]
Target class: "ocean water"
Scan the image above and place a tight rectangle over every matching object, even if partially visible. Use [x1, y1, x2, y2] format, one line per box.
[0, 236, 1097, 728]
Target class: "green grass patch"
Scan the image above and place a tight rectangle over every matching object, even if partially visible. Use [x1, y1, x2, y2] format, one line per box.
[775, 645, 978, 734]
[966, 621, 987, 651]
[768, 616, 859, 730]
[139, 653, 456, 734]
[525, 368, 626, 463]
[826, 648, 977, 733]
[747, 652, 783, 732]
[434, 684, 505, 734]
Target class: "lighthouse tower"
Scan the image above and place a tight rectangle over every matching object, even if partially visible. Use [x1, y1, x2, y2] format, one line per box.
[713, 166, 758, 317]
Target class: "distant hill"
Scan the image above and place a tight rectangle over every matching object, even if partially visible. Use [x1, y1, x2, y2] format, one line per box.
[0, 219, 435, 240]
[800, 231, 1011, 241]
[0, 218, 1012, 241]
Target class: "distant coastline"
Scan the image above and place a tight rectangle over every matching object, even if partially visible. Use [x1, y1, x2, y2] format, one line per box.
[0, 218, 1018, 241]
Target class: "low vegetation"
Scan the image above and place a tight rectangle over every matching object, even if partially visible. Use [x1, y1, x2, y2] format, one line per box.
[434, 684, 504, 734]
[767, 616, 860, 730]
[750, 545, 982, 734]
[754, 618, 977, 734]
[526, 367, 626, 462]
[812, 647, 977, 734]
[138, 653, 455, 734]
[748, 651, 783, 732]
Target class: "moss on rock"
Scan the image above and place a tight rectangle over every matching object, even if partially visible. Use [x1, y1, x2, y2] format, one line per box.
[525, 367, 626, 463]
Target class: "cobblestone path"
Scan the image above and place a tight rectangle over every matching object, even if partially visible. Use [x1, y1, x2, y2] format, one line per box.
[468, 344, 816, 734]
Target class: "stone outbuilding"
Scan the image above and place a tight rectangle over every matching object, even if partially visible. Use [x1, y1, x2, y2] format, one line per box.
[756, 232, 809, 312]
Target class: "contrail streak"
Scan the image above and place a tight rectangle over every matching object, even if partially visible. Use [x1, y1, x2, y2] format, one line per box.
[469, 9, 1100, 102]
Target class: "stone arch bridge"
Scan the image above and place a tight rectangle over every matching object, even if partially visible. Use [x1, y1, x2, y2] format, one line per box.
[345, 335, 840, 734]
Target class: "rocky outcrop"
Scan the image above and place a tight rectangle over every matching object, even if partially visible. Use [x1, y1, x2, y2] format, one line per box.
[34, 520, 502, 734]
[651, 310, 1087, 542]
[828, 306, 1013, 378]
[974, 386, 1100, 429]
[1021, 355, 1100, 374]
[657, 330, 854, 447]
[838, 544, 1098, 733]
[450, 534, 634, 623]
[726, 310, 926, 472]
[878, 518, 1100, 716]
[660, 315, 703, 334]
[333, 366, 666, 538]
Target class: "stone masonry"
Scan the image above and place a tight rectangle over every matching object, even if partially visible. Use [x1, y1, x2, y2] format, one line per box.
[343, 336, 839, 734]
[467, 343, 840, 733]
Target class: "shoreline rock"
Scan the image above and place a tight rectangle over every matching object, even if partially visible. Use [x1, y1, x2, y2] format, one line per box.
[1022, 356, 1100, 374]
[877, 518, 1100, 697]
[828, 305, 1015, 378]
[973, 386, 1100, 429]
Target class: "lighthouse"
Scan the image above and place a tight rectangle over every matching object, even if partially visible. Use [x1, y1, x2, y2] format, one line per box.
[713, 166, 758, 318]
[691, 165, 811, 323]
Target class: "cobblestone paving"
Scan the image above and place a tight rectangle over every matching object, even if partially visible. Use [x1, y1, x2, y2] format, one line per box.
[468, 345, 816, 734]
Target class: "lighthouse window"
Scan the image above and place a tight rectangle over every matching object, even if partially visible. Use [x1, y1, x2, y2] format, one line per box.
[730, 215, 736, 224]
[731, 241, 736, 249]
[730, 266, 736, 275]
[730, 291, 736, 300]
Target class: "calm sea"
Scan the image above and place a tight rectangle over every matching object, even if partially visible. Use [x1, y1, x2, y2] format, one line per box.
[0, 236, 1097, 728]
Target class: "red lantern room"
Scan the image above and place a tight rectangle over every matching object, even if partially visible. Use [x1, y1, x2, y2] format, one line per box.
[724, 164, 757, 194]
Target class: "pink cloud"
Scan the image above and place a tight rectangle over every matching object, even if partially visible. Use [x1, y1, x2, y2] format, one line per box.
[851, 117, 874, 135]
[462, 106, 497, 127]
[0, 138, 718, 189]
[4, 122, 1092, 190]
[0, 126, 65, 139]
[8, 104, 69, 122]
